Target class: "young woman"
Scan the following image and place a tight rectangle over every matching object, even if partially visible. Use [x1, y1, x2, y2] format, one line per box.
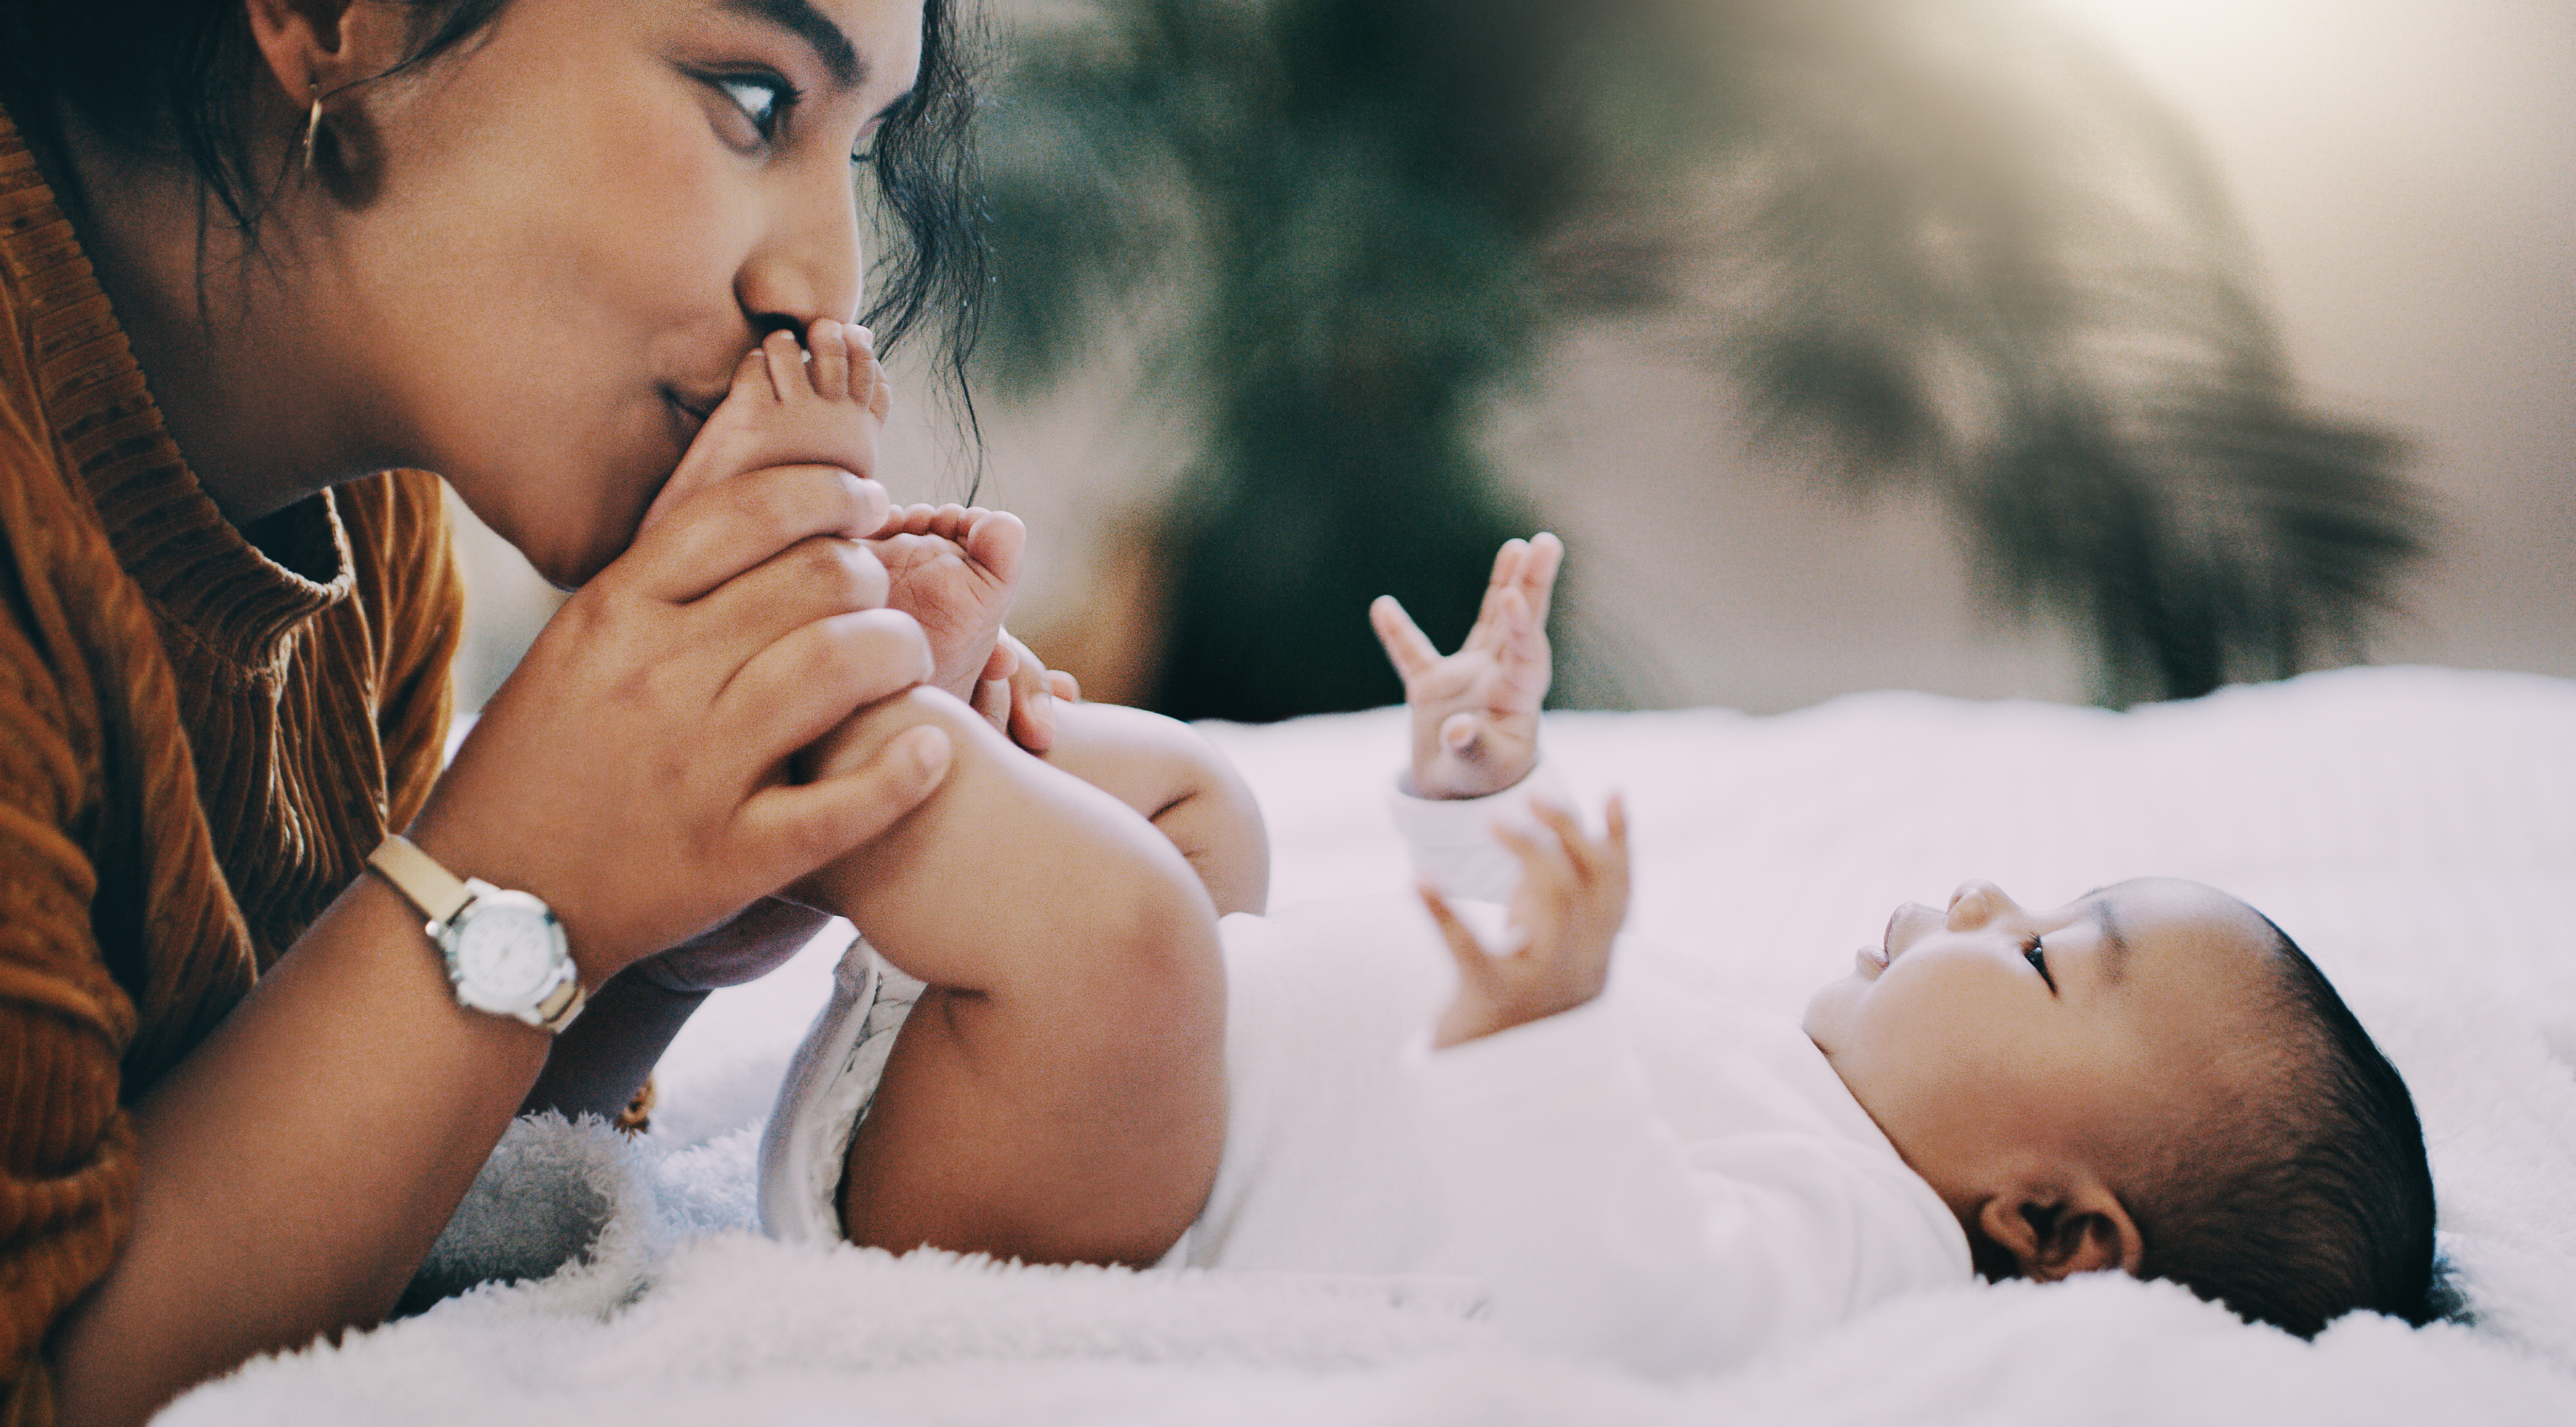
[0, 3, 1106, 1421]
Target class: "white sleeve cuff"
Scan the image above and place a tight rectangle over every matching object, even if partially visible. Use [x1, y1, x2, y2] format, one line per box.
[1384, 760, 1575, 903]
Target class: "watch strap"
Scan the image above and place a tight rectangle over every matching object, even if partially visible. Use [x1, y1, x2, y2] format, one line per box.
[367, 834, 474, 926]
[533, 975, 586, 1033]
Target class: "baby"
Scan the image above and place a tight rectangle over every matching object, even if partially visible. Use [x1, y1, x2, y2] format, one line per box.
[667, 330, 2437, 1372]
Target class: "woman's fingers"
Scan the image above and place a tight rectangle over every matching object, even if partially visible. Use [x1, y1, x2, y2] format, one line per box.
[742, 721, 954, 877]
[683, 532, 890, 662]
[621, 464, 891, 605]
[717, 607, 938, 758]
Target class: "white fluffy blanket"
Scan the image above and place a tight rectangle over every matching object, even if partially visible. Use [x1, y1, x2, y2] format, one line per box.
[162, 667, 2576, 1424]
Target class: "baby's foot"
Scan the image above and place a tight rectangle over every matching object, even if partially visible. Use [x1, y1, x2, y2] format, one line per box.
[870, 503, 1028, 700]
[643, 319, 893, 531]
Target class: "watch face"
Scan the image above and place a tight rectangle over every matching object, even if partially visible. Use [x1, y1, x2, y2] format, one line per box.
[452, 899, 564, 1007]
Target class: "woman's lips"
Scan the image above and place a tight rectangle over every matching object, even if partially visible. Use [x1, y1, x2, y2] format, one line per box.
[1856, 943, 1890, 978]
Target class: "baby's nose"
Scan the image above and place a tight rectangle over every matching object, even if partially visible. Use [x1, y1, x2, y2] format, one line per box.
[1945, 880, 2012, 930]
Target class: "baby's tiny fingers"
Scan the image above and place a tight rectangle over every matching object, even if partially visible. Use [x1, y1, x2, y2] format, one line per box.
[1371, 596, 1441, 680]
[1528, 797, 1613, 883]
[1495, 817, 1580, 896]
[1439, 711, 1481, 754]
[1518, 532, 1565, 623]
[1420, 884, 1503, 988]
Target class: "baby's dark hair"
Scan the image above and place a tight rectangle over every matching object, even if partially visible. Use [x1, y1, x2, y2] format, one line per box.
[2130, 918, 2437, 1338]
[0, 0, 988, 385]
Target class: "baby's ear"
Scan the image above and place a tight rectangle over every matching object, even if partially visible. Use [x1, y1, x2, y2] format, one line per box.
[1976, 1173, 2145, 1282]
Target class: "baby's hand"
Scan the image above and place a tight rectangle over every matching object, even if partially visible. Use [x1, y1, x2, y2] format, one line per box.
[1422, 795, 1630, 1049]
[639, 318, 891, 534]
[1371, 533, 1563, 800]
[869, 503, 1026, 709]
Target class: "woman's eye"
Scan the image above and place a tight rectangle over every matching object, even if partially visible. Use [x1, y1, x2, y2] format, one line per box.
[717, 77, 788, 139]
[2024, 936, 2056, 993]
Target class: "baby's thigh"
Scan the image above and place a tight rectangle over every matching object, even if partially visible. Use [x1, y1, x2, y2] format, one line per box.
[840, 948, 1226, 1269]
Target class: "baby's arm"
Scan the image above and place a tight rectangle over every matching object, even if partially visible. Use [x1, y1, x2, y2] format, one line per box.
[788, 690, 1228, 1267]
[1037, 699, 1269, 916]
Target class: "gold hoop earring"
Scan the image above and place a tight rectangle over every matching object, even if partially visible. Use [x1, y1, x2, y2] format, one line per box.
[302, 86, 325, 173]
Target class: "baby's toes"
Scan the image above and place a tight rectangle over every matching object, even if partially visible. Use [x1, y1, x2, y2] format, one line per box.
[723, 343, 777, 412]
[855, 328, 892, 421]
[807, 318, 851, 402]
[758, 328, 807, 404]
[963, 508, 1027, 586]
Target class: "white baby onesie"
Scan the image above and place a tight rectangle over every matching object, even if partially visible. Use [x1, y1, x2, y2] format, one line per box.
[759, 762, 1972, 1377]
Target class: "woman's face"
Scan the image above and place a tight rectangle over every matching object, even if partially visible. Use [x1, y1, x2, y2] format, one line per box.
[316, 0, 925, 585]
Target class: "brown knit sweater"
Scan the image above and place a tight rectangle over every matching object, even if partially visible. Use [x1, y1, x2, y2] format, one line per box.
[0, 108, 461, 1421]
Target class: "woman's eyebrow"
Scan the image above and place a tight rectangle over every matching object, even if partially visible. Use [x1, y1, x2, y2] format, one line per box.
[2094, 897, 2131, 987]
[721, 0, 866, 90]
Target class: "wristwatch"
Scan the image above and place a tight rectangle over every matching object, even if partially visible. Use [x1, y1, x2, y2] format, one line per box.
[366, 835, 586, 1033]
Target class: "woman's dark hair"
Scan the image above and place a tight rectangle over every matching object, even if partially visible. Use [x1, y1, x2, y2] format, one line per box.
[0, 0, 987, 387]
[2131, 920, 2440, 1338]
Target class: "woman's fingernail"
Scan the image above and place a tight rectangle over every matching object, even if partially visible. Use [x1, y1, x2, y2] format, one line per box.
[853, 325, 875, 350]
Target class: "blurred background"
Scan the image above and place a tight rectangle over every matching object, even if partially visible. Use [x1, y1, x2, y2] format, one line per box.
[449, 0, 2572, 721]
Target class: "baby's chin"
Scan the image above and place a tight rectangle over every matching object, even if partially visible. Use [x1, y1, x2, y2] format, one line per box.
[1800, 971, 1865, 1054]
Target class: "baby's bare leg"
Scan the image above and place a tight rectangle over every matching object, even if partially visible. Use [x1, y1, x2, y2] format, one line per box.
[790, 689, 1227, 1266]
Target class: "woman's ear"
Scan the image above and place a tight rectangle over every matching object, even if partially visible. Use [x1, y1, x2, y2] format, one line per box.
[242, 0, 412, 110]
[1974, 1172, 2145, 1282]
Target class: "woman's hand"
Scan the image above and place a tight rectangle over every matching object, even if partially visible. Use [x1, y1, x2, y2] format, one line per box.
[408, 465, 954, 984]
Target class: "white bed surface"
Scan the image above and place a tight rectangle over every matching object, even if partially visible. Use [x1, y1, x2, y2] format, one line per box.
[167, 666, 2576, 1425]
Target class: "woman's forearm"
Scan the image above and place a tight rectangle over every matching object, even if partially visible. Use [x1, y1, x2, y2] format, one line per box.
[48, 877, 552, 1427]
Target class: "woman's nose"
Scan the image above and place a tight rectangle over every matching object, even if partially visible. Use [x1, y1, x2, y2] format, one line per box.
[735, 167, 868, 333]
[1945, 880, 2019, 931]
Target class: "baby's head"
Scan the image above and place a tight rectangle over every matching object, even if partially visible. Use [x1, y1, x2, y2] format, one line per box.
[1804, 878, 2434, 1336]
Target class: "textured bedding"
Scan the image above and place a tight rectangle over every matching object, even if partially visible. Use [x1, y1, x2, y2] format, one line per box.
[162, 666, 2576, 1424]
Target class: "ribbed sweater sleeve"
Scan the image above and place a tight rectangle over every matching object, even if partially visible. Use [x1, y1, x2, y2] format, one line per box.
[0, 351, 140, 1427]
[0, 103, 464, 1423]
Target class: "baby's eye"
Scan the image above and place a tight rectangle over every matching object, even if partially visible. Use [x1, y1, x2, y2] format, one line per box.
[2023, 935, 2056, 993]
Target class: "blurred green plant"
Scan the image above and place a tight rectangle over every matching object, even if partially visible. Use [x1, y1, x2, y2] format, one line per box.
[1697, 0, 2430, 706]
[978, 0, 2430, 716]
